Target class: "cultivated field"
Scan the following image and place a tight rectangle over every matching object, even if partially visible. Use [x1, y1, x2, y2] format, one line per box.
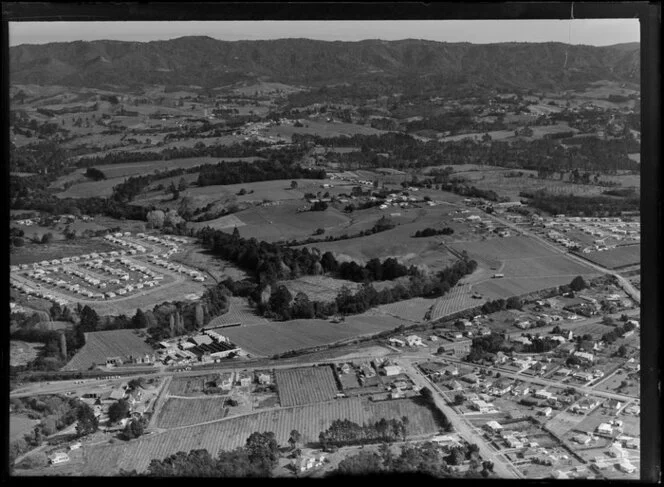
[221, 314, 405, 357]
[63, 329, 155, 371]
[275, 366, 339, 407]
[205, 296, 270, 328]
[364, 297, 433, 323]
[579, 245, 640, 270]
[78, 397, 438, 475]
[153, 397, 228, 429]
[426, 284, 478, 321]
[171, 247, 248, 283]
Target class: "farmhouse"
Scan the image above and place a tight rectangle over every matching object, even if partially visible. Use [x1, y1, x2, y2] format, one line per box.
[255, 372, 272, 385]
[237, 372, 252, 387]
[406, 335, 424, 347]
[219, 372, 235, 390]
[48, 452, 70, 465]
[485, 420, 503, 432]
[388, 338, 405, 347]
[596, 423, 614, 436]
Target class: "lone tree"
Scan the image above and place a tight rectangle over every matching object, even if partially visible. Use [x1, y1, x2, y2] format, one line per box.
[288, 429, 302, 450]
[570, 276, 587, 292]
[76, 403, 99, 437]
[290, 180, 298, 189]
[108, 399, 130, 423]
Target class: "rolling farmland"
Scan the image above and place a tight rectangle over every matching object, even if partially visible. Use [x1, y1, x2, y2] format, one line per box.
[79, 397, 438, 475]
[275, 366, 339, 407]
[221, 314, 405, 357]
[153, 397, 228, 429]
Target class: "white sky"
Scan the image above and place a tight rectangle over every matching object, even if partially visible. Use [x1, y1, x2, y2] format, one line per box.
[9, 20, 640, 47]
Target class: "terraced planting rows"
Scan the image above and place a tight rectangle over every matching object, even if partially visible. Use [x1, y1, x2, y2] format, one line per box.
[204, 296, 269, 328]
[80, 397, 438, 475]
[428, 284, 475, 321]
[275, 366, 339, 407]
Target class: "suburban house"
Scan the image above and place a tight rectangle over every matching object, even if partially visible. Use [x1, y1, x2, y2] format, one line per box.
[606, 399, 624, 410]
[485, 421, 503, 432]
[237, 372, 252, 387]
[534, 389, 555, 400]
[491, 380, 513, 396]
[219, 372, 235, 390]
[470, 399, 493, 413]
[574, 351, 595, 362]
[573, 398, 601, 412]
[460, 373, 480, 385]
[573, 434, 592, 445]
[382, 365, 402, 376]
[596, 423, 614, 437]
[256, 372, 272, 385]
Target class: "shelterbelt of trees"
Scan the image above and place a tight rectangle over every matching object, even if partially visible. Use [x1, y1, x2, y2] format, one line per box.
[292, 132, 640, 174]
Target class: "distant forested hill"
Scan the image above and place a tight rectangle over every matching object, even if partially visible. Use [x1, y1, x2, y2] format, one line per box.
[9, 37, 639, 91]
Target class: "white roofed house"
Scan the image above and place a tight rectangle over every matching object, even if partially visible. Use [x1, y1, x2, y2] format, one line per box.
[48, 452, 70, 465]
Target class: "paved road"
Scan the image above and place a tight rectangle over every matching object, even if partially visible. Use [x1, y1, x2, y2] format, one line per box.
[400, 361, 519, 479]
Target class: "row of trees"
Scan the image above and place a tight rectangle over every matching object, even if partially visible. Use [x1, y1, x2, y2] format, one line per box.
[318, 418, 409, 449]
[413, 227, 454, 238]
[197, 158, 325, 187]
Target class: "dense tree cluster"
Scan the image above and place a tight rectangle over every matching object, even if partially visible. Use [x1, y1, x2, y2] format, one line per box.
[84, 167, 106, 181]
[197, 159, 325, 187]
[466, 334, 513, 363]
[601, 321, 637, 344]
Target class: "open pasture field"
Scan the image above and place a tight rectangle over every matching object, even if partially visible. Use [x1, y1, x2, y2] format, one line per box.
[63, 329, 155, 371]
[205, 296, 270, 328]
[167, 374, 224, 396]
[279, 276, 362, 303]
[364, 297, 433, 323]
[10, 238, 117, 266]
[302, 209, 462, 271]
[579, 245, 640, 270]
[171, 247, 248, 282]
[81, 277, 207, 315]
[264, 120, 386, 141]
[78, 397, 438, 475]
[566, 321, 614, 337]
[10, 341, 42, 367]
[275, 366, 339, 407]
[197, 201, 352, 242]
[153, 397, 228, 429]
[222, 314, 405, 357]
[9, 414, 41, 442]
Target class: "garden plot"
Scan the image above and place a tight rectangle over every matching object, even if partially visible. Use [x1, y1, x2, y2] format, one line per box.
[275, 366, 339, 407]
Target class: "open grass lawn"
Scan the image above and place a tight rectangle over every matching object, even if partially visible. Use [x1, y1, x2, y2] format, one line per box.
[222, 314, 406, 357]
[77, 397, 438, 475]
[578, 245, 640, 270]
[63, 329, 155, 371]
[275, 366, 339, 407]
